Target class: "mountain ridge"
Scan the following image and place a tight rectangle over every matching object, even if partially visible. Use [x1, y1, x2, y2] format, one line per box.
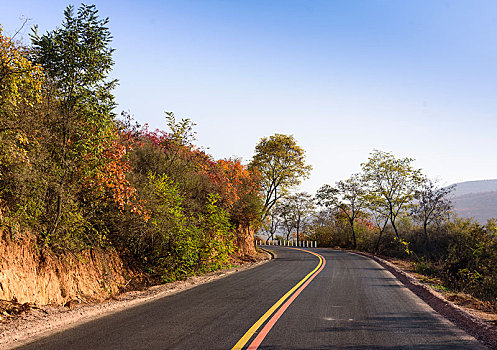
[450, 179, 497, 223]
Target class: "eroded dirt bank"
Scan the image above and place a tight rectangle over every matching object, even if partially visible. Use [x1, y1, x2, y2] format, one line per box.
[0, 229, 146, 307]
[0, 222, 268, 349]
[0, 252, 270, 349]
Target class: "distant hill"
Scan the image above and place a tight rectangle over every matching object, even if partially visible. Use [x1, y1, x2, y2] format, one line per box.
[450, 180, 497, 223]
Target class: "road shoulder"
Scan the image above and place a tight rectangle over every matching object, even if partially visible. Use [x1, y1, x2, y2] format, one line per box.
[351, 250, 497, 349]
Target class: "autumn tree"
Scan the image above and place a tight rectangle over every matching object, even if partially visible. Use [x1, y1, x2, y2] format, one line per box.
[249, 134, 312, 222]
[0, 25, 46, 231]
[0, 25, 44, 122]
[361, 150, 423, 239]
[316, 174, 366, 249]
[214, 157, 261, 227]
[0, 25, 44, 172]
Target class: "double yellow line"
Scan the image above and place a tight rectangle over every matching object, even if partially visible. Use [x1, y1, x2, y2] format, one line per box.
[232, 249, 325, 350]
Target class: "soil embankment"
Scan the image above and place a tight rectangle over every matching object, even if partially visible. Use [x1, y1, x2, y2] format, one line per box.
[0, 229, 145, 306]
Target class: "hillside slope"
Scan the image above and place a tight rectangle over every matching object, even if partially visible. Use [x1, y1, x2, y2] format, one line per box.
[453, 179, 497, 197]
[451, 180, 497, 223]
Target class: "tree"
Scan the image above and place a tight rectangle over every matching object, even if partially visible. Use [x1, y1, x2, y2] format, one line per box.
[0, 25, 44, 173]
[367, 200, 390, 253]
[30, 4, 133, 245]
[0, 25, 46, 231]
[249, 134, 312, 222]
[361, 150, 423, 239]
[277, 192, 315, 242]
[0, 25, 44, 119]
[262, 207, 281, 241]
[316, 174, 366, 249]
[277, 198, 295, 241]
[412, 178, 454, 248]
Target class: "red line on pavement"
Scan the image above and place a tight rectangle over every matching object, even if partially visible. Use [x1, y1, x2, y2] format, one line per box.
[247, 251, 326, 350]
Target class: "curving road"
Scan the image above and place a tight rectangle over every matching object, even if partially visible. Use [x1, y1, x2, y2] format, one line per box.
[17, 247, 485, 349]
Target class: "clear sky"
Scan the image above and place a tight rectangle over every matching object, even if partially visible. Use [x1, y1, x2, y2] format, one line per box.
[2, 0, 496, 193]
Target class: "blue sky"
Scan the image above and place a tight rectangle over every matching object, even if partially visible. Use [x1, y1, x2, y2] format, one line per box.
[2, 0, 496, 193]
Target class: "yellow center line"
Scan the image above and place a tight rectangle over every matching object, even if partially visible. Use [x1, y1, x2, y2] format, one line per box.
[231, 248, 323, 350]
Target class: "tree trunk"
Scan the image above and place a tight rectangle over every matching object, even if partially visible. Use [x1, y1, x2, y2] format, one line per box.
[375, 229, 384, 253]
[391, 217, 400, 239]
[235, 223, 257, 257]
[350, 219, 357, 249]
[423, 221, 429, 253]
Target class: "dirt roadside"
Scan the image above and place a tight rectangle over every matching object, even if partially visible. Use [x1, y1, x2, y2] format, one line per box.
[0, 252, 271, 349]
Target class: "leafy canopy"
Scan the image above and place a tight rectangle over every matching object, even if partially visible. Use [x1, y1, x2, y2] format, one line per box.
[361, 150, 423, 238]
[249, 133, 311, 221]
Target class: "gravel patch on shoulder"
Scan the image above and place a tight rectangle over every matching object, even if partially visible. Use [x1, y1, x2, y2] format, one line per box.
[0, 257, 270, 349]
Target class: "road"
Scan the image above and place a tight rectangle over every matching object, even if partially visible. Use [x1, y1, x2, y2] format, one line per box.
[17, 247, 485, 349]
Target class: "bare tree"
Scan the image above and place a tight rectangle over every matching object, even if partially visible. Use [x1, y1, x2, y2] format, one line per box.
[262, 207, 281, 240]
[367, 201, 390, 253]
[316, 174, 366, 249]
[412, 178, 455, 248]
[277, 192, 315, 242]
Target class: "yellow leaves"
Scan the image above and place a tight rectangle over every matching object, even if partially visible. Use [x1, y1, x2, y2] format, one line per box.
[0, 26, 45, 109]
[0, 130, 31, 168]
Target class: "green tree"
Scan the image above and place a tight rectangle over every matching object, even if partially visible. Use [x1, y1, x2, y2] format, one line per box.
[361, 150, 423, 239]
[316, 174, 366, 249]
[249, 134, 312, 222]
[30, 4, 119, 243]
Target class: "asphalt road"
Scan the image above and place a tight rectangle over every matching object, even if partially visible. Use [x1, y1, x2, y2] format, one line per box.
[17, 247, 485, 349]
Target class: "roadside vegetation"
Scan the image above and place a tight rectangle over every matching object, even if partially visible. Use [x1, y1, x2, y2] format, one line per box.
[0, 4, 312, 284]
[264, 149, 497, 303]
